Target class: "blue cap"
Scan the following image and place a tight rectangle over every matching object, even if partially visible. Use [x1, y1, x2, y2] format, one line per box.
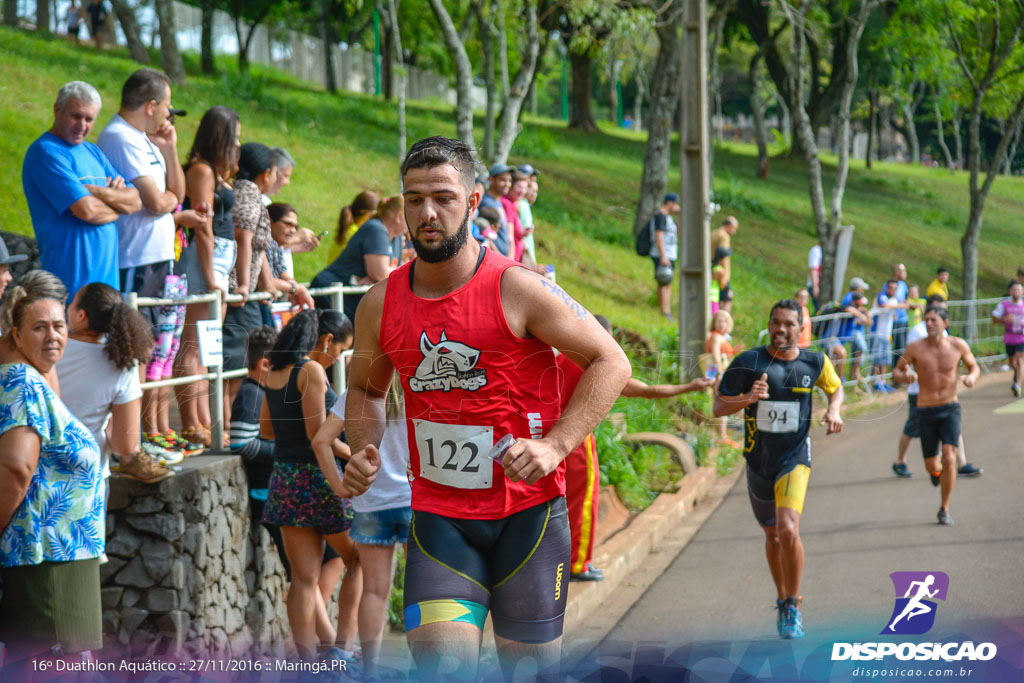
[489, 163, 514, 177]
[664, 192, 680, 204]
[518, 163, 539, 176]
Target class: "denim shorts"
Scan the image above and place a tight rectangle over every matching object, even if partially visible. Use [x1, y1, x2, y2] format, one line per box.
[350, 506, 412, 546]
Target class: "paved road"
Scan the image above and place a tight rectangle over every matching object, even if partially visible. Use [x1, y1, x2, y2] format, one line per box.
[594, 378, 1024, 681]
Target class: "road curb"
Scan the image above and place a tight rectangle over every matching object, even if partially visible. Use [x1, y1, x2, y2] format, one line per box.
[562, 465, 719, 634]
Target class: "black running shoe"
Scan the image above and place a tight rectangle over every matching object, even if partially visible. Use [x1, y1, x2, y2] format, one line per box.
[929, 471, 941, 487]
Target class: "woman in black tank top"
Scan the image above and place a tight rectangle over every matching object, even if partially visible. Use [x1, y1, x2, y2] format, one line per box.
[172, 106, 240, 449]
[260, 310, 361, 662]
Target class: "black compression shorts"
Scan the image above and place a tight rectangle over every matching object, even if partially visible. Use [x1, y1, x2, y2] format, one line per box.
[403, 496, 570, 644]
[917, 402, 961, 460]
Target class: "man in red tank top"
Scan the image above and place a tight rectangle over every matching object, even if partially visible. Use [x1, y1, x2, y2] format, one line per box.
[340, 136, 632, 679]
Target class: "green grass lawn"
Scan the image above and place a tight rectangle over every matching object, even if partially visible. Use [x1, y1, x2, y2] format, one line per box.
[3, 26, 1021, 507]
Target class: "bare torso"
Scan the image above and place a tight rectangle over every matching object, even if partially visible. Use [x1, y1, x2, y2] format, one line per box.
[908, 336, 968, 407]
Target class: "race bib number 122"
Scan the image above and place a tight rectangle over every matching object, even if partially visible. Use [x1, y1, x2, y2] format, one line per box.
[413, 420, 495, 489]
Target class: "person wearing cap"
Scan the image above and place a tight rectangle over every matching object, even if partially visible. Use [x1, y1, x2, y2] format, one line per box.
[517, 164, 540, 266]
[0, 236, 29, 303]
[838, 277, 873, 383]
[97, 68, 206, 461]
[480, 163, 513, 258]
[651, 193, 680, 319]
[22, 81, 141, 300]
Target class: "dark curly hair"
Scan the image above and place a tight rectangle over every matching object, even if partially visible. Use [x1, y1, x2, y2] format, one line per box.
[270, 309, 319, 370]
[76, 283, 154, 370]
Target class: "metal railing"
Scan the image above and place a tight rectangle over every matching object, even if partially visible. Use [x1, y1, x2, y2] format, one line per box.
[128, 282, 371, 453]
[754, 297, 1010, 396]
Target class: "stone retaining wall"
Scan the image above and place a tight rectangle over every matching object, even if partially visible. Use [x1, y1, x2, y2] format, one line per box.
[101, 455, 293, 658]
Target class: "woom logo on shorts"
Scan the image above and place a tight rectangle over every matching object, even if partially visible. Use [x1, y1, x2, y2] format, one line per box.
[831, 571, 997, 662]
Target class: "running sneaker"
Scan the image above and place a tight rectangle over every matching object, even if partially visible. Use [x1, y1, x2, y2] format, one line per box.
[929, 470, 941, 487]
[776, 599, 786, 638]
[891, 462, 912, 478]
[117, 451, 175, 484]
[781, 601, 805, 639]
[1013, 383, 1021, 398]
[140, 440, 183, 466]
[156, 430, 204, 456]
[937, 508, 954, 526]
[958, 463, 983, 477]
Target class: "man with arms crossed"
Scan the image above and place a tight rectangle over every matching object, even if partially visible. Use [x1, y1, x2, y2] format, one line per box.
[714, 300, 844, 640]
[340, 136, 631, 679]
[895, 307, 980, 526]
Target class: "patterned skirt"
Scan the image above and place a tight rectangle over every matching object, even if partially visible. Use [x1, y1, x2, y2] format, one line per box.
[262, 460, 353, 535]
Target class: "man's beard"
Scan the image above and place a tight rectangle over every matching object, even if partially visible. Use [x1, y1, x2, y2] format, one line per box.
[411, 207, 470, 263]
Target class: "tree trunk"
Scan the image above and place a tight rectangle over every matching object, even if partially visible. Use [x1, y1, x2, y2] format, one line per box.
[200, 0, 215, 74]
[933, 99, 954, 172]
[568, 49, 597, 132]
[154, 0, 185, 84]
[109, 0, 150, 63]
[493, 0, 539, 165]
[962, 92, 1024, 304]
[475, 1, 497, 160]
[495, 0, 509, 103]
[866, 88, 876, 169]
[749, 55, 769, 179]
[321, 0, 337, 93]
[387, 0, 406, 182]
[632, 0, 681, 237]
[902, 97, 920, 164]
[3, 0, 17, 27]
[379, 2, 393, 100]
[633, 67, 646, 134]
[427, 0, 476, 152]
[233, 18, 248, 73]
[36, 0, 49, 33]
[951, 103, 963, 169]
[1003, 117, 1022, 175]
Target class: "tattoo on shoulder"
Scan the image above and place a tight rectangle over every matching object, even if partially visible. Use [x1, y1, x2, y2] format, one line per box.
[536, 275, 588, 321]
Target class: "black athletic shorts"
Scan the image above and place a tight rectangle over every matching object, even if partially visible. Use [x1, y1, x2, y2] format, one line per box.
[902, 394, 920, 438]
[120, 260, 172, 332]
[404, 496, 570, 644]
[746, 461, 811, 527]
[1006, 342, 1024, 357]
[917, 402, 961, 460]
[720, 283, 734, 303]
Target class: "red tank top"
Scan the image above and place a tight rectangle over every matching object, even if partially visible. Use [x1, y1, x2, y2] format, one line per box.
[380, 249, 564, 519]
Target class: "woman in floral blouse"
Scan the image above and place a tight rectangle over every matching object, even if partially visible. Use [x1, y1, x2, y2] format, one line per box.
[0, 272, 104, 660]
[223, 142, 277, 421]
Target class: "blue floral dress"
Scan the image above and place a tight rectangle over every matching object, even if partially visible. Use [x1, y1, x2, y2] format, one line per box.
[0, 363, 104, 567]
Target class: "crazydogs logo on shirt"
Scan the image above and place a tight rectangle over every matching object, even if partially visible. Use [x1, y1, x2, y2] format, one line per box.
[409, 330, 488, 393]
[882, 571, 948, 635]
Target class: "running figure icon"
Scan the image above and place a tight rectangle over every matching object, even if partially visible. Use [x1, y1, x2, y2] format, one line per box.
[888, 575, 939, 632]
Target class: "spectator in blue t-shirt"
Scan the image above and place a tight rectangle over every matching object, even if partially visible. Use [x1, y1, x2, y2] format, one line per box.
[479, 163, 512, 257]
[22, 81, 141, 300]
[838, 277, 873, 383]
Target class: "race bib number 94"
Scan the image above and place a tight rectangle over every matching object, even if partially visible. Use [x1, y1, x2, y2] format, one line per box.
[413, 420, 495, 489]
[756, 400, 800, 433]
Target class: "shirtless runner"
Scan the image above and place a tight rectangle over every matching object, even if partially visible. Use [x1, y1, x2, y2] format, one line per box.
[894, 307, 980, 525]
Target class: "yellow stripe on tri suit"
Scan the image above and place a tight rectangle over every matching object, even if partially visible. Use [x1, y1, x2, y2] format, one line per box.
[774, 464, 811, 514]
[572, 434, 597, 574]
[815, 355, 842, 394]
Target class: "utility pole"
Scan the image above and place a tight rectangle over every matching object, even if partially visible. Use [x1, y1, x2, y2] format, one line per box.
[678, 0, 710, 370]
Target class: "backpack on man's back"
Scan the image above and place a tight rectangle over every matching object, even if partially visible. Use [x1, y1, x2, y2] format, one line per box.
[634, 217, 654, 256]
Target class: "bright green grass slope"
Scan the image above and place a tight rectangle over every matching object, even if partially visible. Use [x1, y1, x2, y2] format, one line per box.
[3, 26, 1022, 349]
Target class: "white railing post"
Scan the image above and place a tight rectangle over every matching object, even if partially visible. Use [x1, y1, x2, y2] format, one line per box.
[208, 289, 225, 453]
[332, 283, 346, 395]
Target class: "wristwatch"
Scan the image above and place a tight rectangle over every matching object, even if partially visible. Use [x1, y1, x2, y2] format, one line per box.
[288, 280, 297, 295]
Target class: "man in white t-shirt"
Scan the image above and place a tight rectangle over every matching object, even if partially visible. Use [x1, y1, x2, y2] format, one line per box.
[97, 68, 193, 455]
[891, 295, 982, 479]
[807, 244, 822, 309]
[870, 280, 902, 392]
